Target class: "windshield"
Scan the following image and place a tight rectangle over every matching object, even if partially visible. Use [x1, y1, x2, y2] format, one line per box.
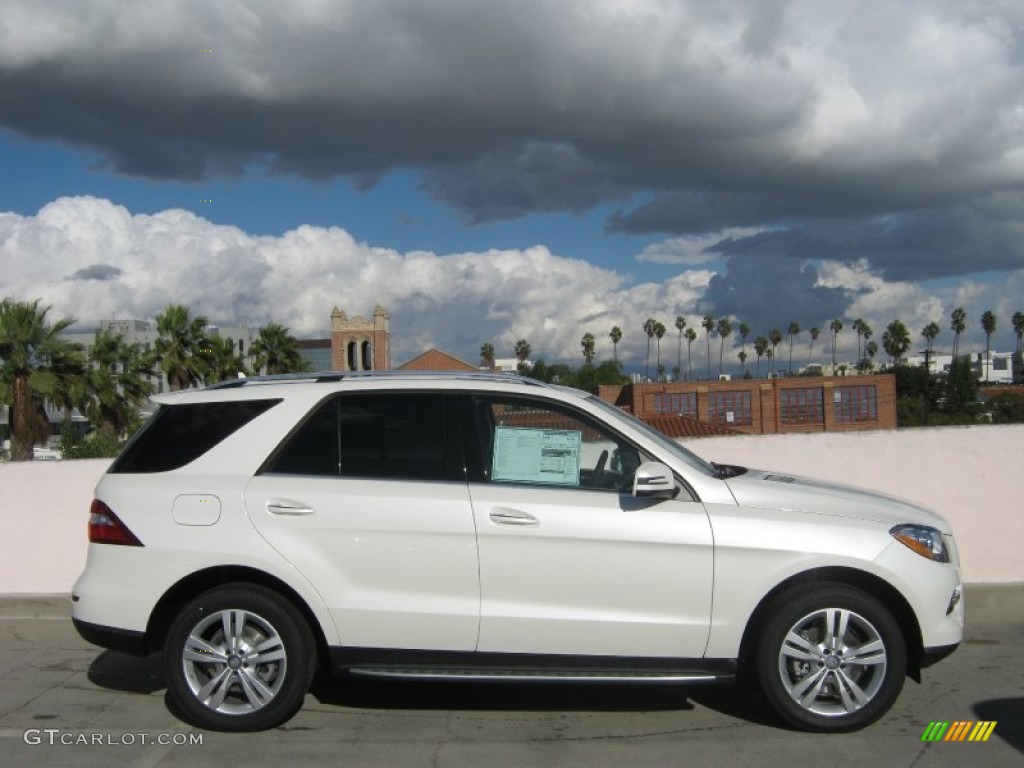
[585, 395, 719, 478]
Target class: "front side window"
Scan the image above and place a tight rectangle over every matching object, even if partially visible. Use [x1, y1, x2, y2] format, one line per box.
[263, 392, 462, 481]
[470, 395, 643, 492]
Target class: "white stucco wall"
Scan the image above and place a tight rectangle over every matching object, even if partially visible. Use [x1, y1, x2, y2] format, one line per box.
[0, 424, 1021, 594]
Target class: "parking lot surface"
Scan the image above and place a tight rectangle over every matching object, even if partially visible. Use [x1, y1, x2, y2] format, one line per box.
[0, 610, 1020, 768]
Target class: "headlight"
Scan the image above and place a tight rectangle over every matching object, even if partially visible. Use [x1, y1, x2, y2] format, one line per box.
[890, 524, 949, 563]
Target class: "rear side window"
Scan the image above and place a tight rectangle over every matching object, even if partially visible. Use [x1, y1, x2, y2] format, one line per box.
[262, 392, 463, 481]
[110, 399, 281, 474]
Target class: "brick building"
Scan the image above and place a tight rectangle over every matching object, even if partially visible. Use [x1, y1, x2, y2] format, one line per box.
[330, 305, 391, 372]
[600, 375, 897, 434]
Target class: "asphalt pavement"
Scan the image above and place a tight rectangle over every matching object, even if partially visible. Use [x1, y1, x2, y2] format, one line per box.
[0, 598, 1020, 768]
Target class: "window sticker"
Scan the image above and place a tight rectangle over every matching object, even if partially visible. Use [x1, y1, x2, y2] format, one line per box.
[492, 427, 582, 486]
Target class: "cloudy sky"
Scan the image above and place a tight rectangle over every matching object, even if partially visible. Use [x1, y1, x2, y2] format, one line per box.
[1, 0, 1023, 370]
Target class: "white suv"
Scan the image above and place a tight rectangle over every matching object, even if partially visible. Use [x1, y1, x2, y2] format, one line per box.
[72, 372, 963, 732]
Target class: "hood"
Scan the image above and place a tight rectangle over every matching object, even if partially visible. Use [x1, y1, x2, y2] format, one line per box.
[724, 468, 951, 532]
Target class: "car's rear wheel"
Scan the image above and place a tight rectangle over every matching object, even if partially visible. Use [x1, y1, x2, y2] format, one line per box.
[756, 583, 906, 731]
[164, 584, 316, 731]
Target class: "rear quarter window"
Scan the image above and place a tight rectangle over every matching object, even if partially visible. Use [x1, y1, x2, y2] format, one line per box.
[109, 399, 281, 474]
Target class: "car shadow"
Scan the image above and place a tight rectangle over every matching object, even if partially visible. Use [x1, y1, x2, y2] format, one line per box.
[86, 650, 783, 728]
[973, 698, 1023, 754]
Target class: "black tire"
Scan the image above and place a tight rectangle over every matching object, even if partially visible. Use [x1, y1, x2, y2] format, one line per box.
[164, 584, 316, 731]
[755, 583, 906, 732]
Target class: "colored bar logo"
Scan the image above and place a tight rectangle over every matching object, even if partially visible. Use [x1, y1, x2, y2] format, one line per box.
[921, 721, 997, 742]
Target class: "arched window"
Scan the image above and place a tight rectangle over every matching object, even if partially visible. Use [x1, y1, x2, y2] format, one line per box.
[362, 340, 373, 370]
[347, 341, 358, 371]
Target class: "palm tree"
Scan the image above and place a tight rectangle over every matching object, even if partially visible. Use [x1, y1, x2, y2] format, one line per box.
[852, 318, 865, 362]
[768, 328, 782, 376]
[80, 329, 156, 436]
[950, 307, 966, 358]
[829, 318, 843, 372]
[882, 320, 911, 366]
[858, 322, 873, 371]
[202, 336, 249, 384]
[981, 310, 996, 383]
[716, 317, 733, 376]
[921, 322, 940, 371]
[653, 321, 667, 380]
[608, 326, 622, 365]
[787, 322, 800, 375]
[154, 305, 208, 390]
[480, 342, 495, 369]
[250, 323, 307, 375]
[865, 340, 878, 367]
[674, 316, 686, 380]
[754, 335, 769, 378]
[580, 332, 596, 364]
[701, 315, 715, 379]
[0, 299, 83, 460]
[738, 349, 748, 375]
[642, 318, 656, 380]
[684, 327, 697, 381]
[807, 326, 821, 365]
[1013, 311, 1024, 354]
[514, 339, 531, 365]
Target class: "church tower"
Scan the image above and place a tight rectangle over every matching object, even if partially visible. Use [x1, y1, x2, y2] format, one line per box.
[330, 305, 391, 371]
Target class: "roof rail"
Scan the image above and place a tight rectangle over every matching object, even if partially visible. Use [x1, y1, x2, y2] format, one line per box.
[205, 369, 552, 390]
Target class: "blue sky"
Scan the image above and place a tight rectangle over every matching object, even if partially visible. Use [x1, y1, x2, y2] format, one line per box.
[1, 1, 1022, 368]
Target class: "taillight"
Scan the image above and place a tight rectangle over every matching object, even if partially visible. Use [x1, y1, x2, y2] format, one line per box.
[88, 499, 143, 546]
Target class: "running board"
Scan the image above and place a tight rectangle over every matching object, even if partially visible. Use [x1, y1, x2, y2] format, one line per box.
[347, 667, 729, 684]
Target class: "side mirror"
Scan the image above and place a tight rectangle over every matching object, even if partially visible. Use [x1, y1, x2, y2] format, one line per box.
[632, 461, 678, 499]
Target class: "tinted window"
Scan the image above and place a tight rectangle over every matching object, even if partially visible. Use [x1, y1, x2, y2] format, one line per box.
[110, 399, 280, 474]
[263, 393, 462, 481]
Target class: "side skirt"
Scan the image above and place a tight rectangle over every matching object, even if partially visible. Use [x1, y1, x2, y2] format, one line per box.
[329, 648, 736, 684]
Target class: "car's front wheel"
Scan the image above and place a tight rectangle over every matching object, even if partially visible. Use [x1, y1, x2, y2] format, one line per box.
[756, 583, 907, 731]
[164, 584, 316, 731]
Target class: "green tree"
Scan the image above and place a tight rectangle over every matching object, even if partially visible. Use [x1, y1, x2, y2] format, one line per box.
[642, 318, 656, 380]
[608, 326, 622, 364]
[653, 321, 667, 380]
[674, 316, 686, 380]
[580, 332, 596, 364]
[807, 326, 821, 365]
[950, 307, 966, 358]
[738, 349, 748, 376]
[701, 315, 715, 379]
[202, 336, 249, 384]
[0, 299, 83, 461]
[684, 327, 697, 381]
[716, 317, 733, 377]
[754, 335, 769, 378]
[921, 322, 940, 371]
[480, 342, 495, 369]
[1012, 311, 1024, 353]
[944, 355, 978, 416]
[514, 339, 531, 365]
[768, 328, 783, 376]
[787, 322, 800, 375]
[80, 329, 156, 437]
[981, 310, 996, 383]
[865, 340, 878, 368]
[250, 323, 307, 375]
[857, 322, 874, 371]
[882, 320, 911, 366]
[154, 305, 208, 390]
[829, 318, 843, 372]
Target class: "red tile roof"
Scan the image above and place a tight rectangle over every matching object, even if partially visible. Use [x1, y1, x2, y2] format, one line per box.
[638, 414, 738, 438]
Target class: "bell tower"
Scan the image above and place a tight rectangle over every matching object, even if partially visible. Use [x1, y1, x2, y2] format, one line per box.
[330, 305, 391, 371]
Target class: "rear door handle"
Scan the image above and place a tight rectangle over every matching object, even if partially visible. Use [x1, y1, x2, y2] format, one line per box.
[489, 508, 539, 527]
[267, 500, 314, 516]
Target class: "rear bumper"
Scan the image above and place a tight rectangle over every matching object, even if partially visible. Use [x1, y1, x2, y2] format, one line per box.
[72, 617, 148, 656]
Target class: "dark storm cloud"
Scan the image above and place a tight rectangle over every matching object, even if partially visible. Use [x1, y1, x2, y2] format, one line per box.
[68, 263, 124, 282]
[702, 254, 851, 336]
[2, 0, 1024, 286]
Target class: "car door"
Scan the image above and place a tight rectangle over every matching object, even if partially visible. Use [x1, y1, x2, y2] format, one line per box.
[464, 393, 714, 658]
[244, 391, 480, 651]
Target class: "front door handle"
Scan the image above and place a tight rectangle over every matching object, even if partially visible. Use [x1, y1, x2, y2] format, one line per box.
[489, 508, 539, 527]
[267, 500, 314, 516]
